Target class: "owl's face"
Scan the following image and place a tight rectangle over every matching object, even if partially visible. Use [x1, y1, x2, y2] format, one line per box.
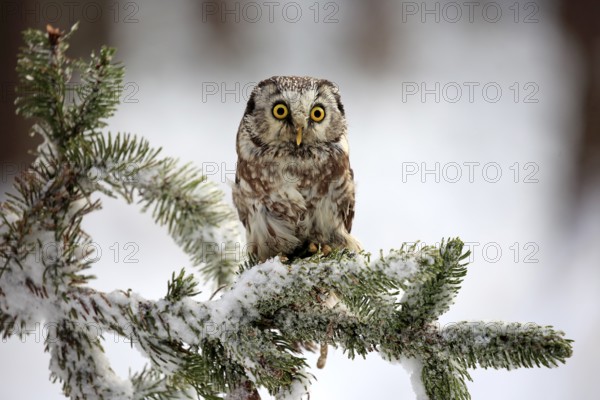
[241, 76, 347, 150]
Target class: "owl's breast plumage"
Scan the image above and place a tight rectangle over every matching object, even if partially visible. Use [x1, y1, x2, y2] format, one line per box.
[233, 141, 355, 258]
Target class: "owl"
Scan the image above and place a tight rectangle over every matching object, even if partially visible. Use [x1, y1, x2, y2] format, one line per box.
[233, 76, 360, 261]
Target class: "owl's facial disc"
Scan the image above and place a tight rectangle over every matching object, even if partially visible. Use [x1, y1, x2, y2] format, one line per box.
[245, 77, 345, 148]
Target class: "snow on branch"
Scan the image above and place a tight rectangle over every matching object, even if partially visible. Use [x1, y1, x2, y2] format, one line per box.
[0, 23, 572, 400]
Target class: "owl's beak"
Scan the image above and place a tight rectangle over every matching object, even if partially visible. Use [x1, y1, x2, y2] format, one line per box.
[296, 126, 303, 146]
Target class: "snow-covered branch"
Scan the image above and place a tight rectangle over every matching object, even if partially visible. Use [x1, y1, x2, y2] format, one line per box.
[0, 23, 573, 400]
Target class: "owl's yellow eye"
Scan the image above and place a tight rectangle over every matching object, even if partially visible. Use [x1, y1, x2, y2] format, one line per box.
[272, 103, 289, 120]
[310, 106, 325, 122]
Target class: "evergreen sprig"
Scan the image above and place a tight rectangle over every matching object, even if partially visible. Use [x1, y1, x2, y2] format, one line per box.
[398, 239, 470, 326]
[166, 269, 201, 301]
[130, 367, 193, 400]
[0, 24, 573, 400]
[133, 158, 240, 287]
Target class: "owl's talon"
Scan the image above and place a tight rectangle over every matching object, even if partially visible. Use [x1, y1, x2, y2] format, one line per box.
[308, 243, 318, 254]
[322, 244, 332, 257]
[278, 253, 289, 263]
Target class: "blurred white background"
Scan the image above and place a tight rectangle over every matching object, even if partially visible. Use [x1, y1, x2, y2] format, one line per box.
[1, 0, 598, 399]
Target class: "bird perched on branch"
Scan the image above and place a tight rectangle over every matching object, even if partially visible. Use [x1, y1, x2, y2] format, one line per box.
[233, 76, 360, 262]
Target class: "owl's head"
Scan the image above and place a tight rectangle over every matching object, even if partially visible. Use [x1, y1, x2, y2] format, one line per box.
[241, 76, 347, 149]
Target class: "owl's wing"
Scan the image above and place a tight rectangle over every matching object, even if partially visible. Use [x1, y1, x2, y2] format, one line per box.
[339, 168, 355, 233]
[232, 173, 248, 229]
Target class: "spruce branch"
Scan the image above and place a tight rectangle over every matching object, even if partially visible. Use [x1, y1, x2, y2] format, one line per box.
[0, 23, 573, 400]
[130, 367, 194, 400]
[8, 243, 571, 399]
[398, 239, 470, 326]
[132, 158, 240, 287]
[442, 321, 573, 370]
[15, 21, 240, 286]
